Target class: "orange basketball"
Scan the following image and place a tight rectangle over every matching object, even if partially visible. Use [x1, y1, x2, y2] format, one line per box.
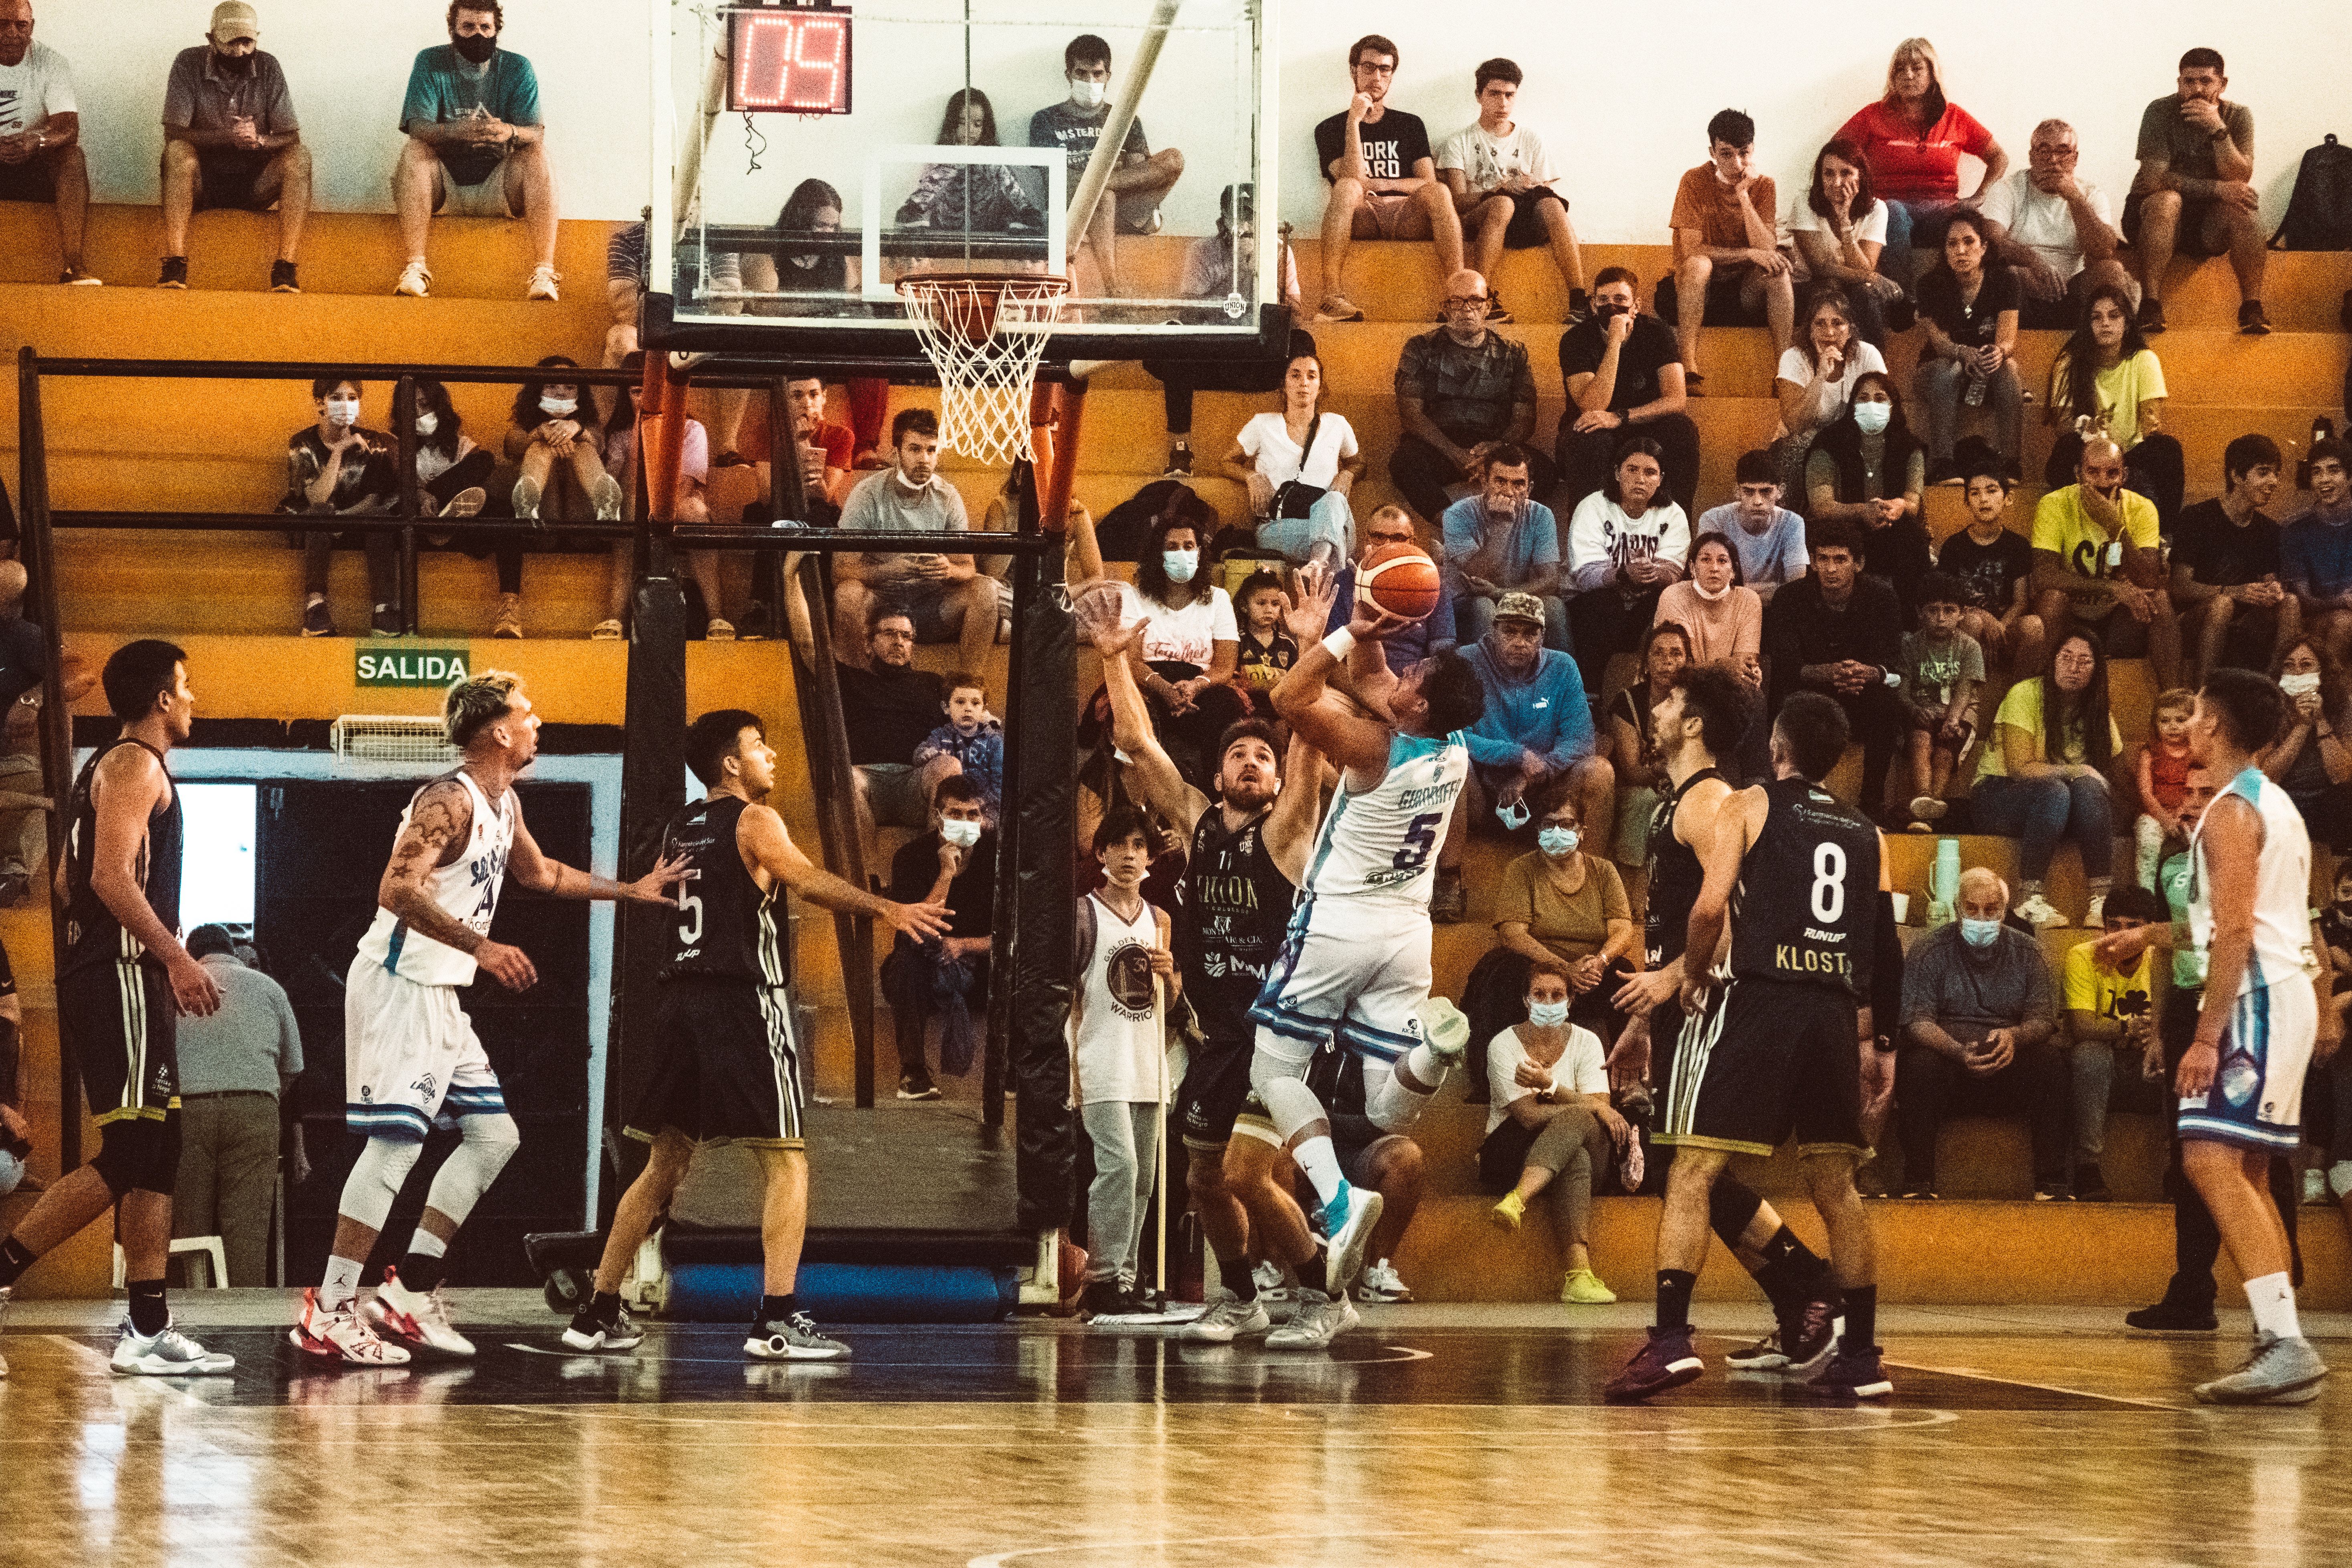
[1359, 543, 1442, 621]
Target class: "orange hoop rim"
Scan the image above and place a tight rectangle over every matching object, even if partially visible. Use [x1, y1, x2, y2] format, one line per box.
[896, 271, 1073, 339]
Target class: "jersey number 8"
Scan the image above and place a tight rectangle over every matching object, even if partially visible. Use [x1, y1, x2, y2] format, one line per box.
[1811, 843, 1846, 924]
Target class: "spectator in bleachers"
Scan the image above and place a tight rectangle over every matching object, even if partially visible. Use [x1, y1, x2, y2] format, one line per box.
[1232, 571, 1297, 700]
[1668, 108, 1794, 387]
[392, 2, 558, 303]
[603, 362, 722, 638]
[1896, 867, 2067, 1199]
[832, 408, 1001, 672]
[1979, 119, 2134, 329]
[506, 359, 625, 624]
[2263, 637, 2352, 853]
[0, 1, 93, 284]
[1033, 34, 1183, 299]
[1149, 185, 1305, 478]
[913, 673, 1002, 822]
[2171, 434, 2291, 682]
[2132, 688, 2195, 890]
[1480, 962, 1625, 1305]
[2043, 286, 2185, 533]
[1435, 58, 1585, 317]
[1555, 267, 1699, 517]
[1835, 38, 2007, 287]
[1935, 464, 2039, 678]
[904, 89, 1041, 236]
[2031, 435, 2180, 688]
[766, 375, 854, 524]
[1912, 212, 2023, 485]
[1113, 513, 1245, 791]
[1805, 373, 1928, 616]
[1565, 437, 1690, 692]
[608, 218, 748, 453]
[1441, 444, 1561, 650]
[881, 773, 995, 1103]
[2125, 48, 2265, 336]
[282, 377, 399, 638]
[1971, 630, 2123, 928]
[1310, 33, 1463, 325]
[1893, 572, 1982, 827]
[1392, 270, 1550, 521]
[1223, 351, 1361, 569]
[404, 377, 515, 637]
[2060, 885, 2165, 1203]
[1786, 140, 1906, 349]
[1488, 783, 1634, 1029]
[158, 2, 308, 293]
[1327, 505, 1456, 674]
[0, 560, 79, 906]
[1774, 287, 1889, 501]
[1697, 450, 1806, 604]
[2281, 440, 2352, 667]
[1763, 518, 1903, 821]
[1605, 621, 1691, 879]
[1652, 533, 1760, 670]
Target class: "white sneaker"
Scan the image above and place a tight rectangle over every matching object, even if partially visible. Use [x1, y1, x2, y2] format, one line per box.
[1414, 996, 1470, 1070]
[590, 473, 625, 522]
[2015, 893, 2067, 928]
[291, 1288, 412, 1365]
[1182, 1287, 1271, 1343]
[1265, 1289, 1359, 1350]
[439, 486, 487, 520]
[2082, 893, 2106, 927]
[1356, 1259, 1413, 1304]
[526, 264, 561, 302]
[512, 475, 542, 522]
[1318, 1181, 1384, 1300]
[394, 259, 432, 298]
[112, 1318, 236, 1376]
[363, 1267, 477, 1357]
[1251, 1261, 1290, 1304]
[2306, 1168, 2331, 1206]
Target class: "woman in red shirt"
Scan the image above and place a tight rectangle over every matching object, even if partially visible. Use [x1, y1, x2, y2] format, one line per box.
[1837, 38, 2009, 287]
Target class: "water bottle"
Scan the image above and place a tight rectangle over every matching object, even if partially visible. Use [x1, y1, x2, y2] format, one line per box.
[1927, 837, 1961, 928]
[1962, 366, 1988, 408]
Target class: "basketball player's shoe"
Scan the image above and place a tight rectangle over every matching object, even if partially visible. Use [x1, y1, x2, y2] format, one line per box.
[2195, 1333, 2328, 1405]
[1318, 1182, 1384, 1300]
[1358, 1259, 1414, 1304]
[1603, 1326, 1706, 1403]
[291, 1287, 412, 1365]
[0, 1285, 11, 1379]
[563, 1298, 646, 1353]
[363, 1267, 477, 1357]
[746, 1311, 851, 1361]
[1415, 997, 1470, 1072]
[1183, 1287, 1272, 1343]
[1265, 1289, 1358, 1350]
[1804, 1346, 1895, 1400]
[111, 1318, 236, 1376]
[1726, 1298, 1841, 1375]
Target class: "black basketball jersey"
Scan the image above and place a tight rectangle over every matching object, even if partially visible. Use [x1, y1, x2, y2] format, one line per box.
[1726, 775, 1880, 997]
[660, 795, 783, 985]
[1644, 766, 1722, 969]
[63, 738, 182, 977]
[1175, 805, 1295, 1042]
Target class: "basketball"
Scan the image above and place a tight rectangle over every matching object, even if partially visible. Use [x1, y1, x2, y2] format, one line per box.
[1359, 543, 1442, 621]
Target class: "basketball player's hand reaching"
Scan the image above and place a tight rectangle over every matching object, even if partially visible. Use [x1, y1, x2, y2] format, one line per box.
[1346, 592, 1423, 643]
[1614, 966, 1678, 1016]
[625, 850, 694, 905]
[883, 897, 953, 942]
[166, 949, 222, 1018]
[474, 939, 538, 993]
[1281, 561, 1337, 645]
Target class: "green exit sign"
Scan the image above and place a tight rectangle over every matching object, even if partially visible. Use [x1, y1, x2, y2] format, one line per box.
[356, 647, 473, 688]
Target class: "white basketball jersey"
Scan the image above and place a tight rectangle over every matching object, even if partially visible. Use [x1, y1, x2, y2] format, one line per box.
[2190, 765, 2317, 998]
[1073, 892, 1163, 1103]
[357, 769, 519, 987]
[1298, 731, 1469, 912]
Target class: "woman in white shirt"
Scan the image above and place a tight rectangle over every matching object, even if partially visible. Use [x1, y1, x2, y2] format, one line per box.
[1120, 514, 1246, 789]
[1479, 964, 1629, 1304]
[1787, 139, 1906, 347]
[1220, 351, 1363, 569]
[1773, 287, 1889, 500]
[406, 377, 515, 636]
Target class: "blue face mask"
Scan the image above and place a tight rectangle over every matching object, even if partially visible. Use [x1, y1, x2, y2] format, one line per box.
[1496, 798, 1531, 831]
[1537, 825, 1581, 857]
[1527, 999, 1570, 1028]
[1162, 549, 1198, 584]
[1960, 917, 2003, 948]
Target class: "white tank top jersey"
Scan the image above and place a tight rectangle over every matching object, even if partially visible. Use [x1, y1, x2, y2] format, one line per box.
[2190, 765, 2317, 997]
[1298, 730, 1469, 911]
[1073, 892, 1165, 1103]
[356, 769, 519, 987]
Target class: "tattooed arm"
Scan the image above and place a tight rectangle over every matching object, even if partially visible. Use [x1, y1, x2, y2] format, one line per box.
[376, 779, 538, 992]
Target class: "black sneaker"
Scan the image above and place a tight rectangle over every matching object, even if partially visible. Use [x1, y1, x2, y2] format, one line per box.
[1895, 1187, 1938, 1200]
[2124, 1297, 2218, 1333]
[2074, 1164, 2111, 1202]
[270, 260, 301, 294]
[896, 1070, 941, 1102]
[371, 604, 406, 637]
[301, 599, 334, 637]
[2238, 299, 2272, 336]
[561, 1300, 644, 1352]
[1603, 1325, 1705, 1403]
[734, 600, 775, 642]
[2136, 295, 2166, 335]
[1780, 1296, 1842, 1375]
[1567, 287, 1590, 326]
[2034, 1181, 2074, 1202]
[1076, 1280, 1129, 1320]
[1162, 445, 1194, 478]
[1804, 1345, 1893, 1400]
[157, 256, 189, 290]
[746, 1311, 849, 1360]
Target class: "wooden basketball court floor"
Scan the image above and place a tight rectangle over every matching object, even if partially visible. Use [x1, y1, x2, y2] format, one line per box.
[4, 1294, 2348, 1566]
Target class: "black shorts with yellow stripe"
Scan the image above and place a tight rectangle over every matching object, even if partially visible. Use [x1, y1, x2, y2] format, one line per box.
[1656, 976, 1865, 1160]
[59, 958, 178, 1125]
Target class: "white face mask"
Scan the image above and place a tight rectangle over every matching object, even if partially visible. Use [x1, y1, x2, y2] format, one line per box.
[1162, 548, 1198, 584]
[0, 1147, 22, 1196]
[416, 412, 440, 437]
[325, 398, 359, 425]
[1852, 401, 1892, 436]
[1069, 78, 1107, 109]
[941, 817, 982, 848]
[1526, 999, 1570, 1028]
[1691, 578, 1732, 602]
[541, 396, 578, 418]
[2281, 671, 2323, 696]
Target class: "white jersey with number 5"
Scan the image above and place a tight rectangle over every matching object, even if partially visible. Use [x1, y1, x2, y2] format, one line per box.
[355, 769, 518, 987]
[1298, 731, 1470, 912]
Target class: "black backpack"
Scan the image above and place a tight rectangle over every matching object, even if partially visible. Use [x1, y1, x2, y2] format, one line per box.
[2271, 134, 2352, 250]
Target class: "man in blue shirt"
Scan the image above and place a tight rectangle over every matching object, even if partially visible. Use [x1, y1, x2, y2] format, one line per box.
[391, 1, 555, 301]
[2281, 439, 2352, 668]
[1439, 445, 1565, 652]
[1325, 503, 1457, 675]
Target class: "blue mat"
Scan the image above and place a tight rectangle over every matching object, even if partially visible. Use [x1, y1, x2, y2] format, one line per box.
[665, 1261, 1020, 1323]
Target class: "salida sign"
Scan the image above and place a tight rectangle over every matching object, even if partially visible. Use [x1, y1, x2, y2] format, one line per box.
[356, 647, 471, 688]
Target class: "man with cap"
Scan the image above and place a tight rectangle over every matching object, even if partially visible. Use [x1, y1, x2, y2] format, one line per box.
[159, 2, 311, 293]
[171, 924, 303, 1286]
[0, 0, 97, 284]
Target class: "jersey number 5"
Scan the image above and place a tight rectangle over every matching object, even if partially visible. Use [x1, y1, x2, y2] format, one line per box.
[678, 892, 705, 946]
[1393, 812, 1443, 872]
[1811, 842, 1847, 924]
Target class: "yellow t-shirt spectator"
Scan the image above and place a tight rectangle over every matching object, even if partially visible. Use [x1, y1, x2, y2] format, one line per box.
[1974, 677, 2125, 782]
[2063, 937, 2154, 1035]
[2032, 483, 2160, 601]
[2047, 348, 2167, 453]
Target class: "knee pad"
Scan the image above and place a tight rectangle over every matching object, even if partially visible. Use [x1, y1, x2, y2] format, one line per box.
[1707, 1177, 1766, 1249]
[340, 1135, 426, 1231]
[1247, 1031, 1315, 1103]
[91, 1113, 178, 1199]
[421, 1112, 521, 1227]
[458, 1110, 523, 1161]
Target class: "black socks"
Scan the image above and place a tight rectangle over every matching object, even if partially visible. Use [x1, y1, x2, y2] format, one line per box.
[759, 1293, 797, 1326]
[1655, 1269, 1697, 1332]
[1752, 1227, 1839, 1317]
[1296, 1251, 1329, 1296]
[128, 1277, 170, 1337]
[1219, 1254, 1257, 1302]
[0, 1235, 35, 1290]
[398, 1252, 449, 1295]
[1841, 1285, 1878, 1354]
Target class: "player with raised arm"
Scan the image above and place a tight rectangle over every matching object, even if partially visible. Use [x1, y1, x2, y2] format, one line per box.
[2174, 668, 2337, 1404]
[1607, 690, 1890, 1403]
[1083, 614, 1324, 1344]
[565, 710, 950, 1359]
[1240, 562, 1486, 1347]
[0, 641, 233, 1378]
[293, 671, 689, 1365]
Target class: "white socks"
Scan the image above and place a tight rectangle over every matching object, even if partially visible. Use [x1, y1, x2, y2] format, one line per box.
[406, 1229, 449, 1262]
[1258, 1076, 1344, 1209]
[319, 1255, 363, 1314]
[2246, 1271, 2301, 1341]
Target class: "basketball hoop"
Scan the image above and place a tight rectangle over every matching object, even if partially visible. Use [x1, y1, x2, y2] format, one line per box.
[896, 272, 1072, 466]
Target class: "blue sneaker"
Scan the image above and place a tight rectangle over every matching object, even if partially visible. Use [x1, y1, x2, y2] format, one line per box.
[1318, 1181, 1384, 1299]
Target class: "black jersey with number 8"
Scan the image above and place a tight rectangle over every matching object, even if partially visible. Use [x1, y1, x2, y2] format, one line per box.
[1726, 777, 1880, 997]
[661, 796, 783, 985]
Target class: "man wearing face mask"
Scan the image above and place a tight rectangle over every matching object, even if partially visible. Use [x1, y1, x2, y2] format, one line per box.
[279, 377, 401, 638]
[392, 1, 557, 303]
[1029, 34, 1184, 298]
[881, 775, 997, 1102]
[1894, 868, 2068, 1199]
[159, 2, 309, 293]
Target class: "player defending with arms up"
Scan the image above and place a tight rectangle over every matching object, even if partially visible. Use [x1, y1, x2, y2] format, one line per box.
[294, 671, 688, 1365]
[565, 710, 949, 1359]
[2176, 668, 2337, 1404]
[1607, 690, 1890, 1403]
[1242, 563, 1486, 1345]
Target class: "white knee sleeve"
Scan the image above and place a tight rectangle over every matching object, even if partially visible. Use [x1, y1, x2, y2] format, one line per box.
[2330, 1161, 2352, 1201]
[422, 1112, 521, 1227]
[339, 1136, 426, 1231]
[1248, 1026, 1317, 1104]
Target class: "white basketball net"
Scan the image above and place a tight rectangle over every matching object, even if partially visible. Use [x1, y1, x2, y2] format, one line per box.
[897, 274, 1071, 466]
